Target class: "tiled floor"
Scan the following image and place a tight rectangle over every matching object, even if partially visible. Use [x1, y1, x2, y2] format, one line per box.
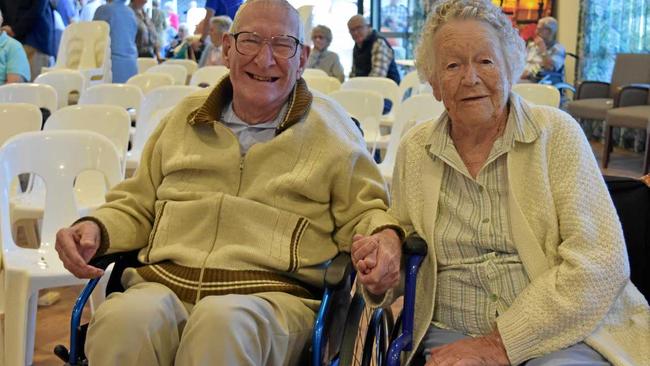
[22, 141, 648, 366]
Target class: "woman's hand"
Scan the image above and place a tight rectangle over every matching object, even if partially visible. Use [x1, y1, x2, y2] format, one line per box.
[351, 228, 401, 295]
[426, 329, 510, 366]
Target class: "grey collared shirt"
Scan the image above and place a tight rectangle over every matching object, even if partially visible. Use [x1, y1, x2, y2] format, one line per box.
[220, 102, 288, 155]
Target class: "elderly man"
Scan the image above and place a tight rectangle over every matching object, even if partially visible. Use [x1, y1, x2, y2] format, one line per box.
[521, 16, 566, 82]
[347, 14, 400, 84]
[0, 9, 30, 84]
[55, 1, 401, 365]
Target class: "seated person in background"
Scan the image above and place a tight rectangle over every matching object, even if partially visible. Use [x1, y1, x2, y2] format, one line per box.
[348, 14, 400, 85]
[0, 9, 30, 84]
[352, 1, 649, 365]
[55, 1, 401, 365]
[306, 24, 345, 82]
[521, 16, 566, 83]
[198, 15, 231, 67]
[165, 22, 188, 58]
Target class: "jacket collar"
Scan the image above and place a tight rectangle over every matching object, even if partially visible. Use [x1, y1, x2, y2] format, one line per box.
[187, 76, 313, 135]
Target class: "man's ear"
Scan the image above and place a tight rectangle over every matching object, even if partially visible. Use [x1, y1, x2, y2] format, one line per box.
[222, 33, 232, 68]
[297, 45, 310, 80]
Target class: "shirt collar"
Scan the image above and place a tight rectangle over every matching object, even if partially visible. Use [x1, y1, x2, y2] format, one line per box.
[187, 76, 313, 135]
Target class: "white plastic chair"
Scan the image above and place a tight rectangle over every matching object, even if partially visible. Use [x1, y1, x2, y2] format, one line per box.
[146, 64, 188, 85]
[126, 73, 175, 95]
[10, 105, 130, 237]
[512, 83, 561, 107]
[0, 130, 122, 366]
[304, 76, 341, 94]
[189, 65, 229, 87]
[377, 94, 446, 184]
[303, 68, 328, 78]
[342, 77, 400, 127]
[127, 86, 200, 172]
[137, 57, 158, 74]
[330, 89, 383, 155]
[398, 70, 433, 102]
[164, 59, 199, 80]
[0, 103, 42, 146]
[78, 84, 144, 128]
[33, 70, 86, 109]
[0, 83, 58, 116]
[44, 21, 111, 86]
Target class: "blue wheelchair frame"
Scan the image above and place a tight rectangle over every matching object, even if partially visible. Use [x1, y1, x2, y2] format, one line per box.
[55, 252, 363, 366]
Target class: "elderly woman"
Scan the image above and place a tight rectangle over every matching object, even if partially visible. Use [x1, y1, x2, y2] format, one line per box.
[521, 16, 566, 82]
[198, 15, 232, 67]
[351, 1, 649, 365]
[306, 25, 345, 82]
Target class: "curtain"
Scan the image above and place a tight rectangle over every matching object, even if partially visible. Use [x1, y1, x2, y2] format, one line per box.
[577, 0, 650, 151]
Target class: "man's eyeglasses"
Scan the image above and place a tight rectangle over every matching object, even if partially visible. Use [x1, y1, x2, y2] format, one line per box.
[232, 31, 301, 59]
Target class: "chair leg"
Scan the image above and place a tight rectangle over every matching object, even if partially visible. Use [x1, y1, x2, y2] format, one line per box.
[643, 129, 650, 175]
[4, 270, 37, 366]
[602, 125, 614, 169]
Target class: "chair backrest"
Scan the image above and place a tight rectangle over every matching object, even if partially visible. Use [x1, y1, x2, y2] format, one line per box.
[137, 57, 159, 74]
[342, 77, 401, 110]
[303, 68, 328, 78]
[54, 21, 110, 70]
[0, 83, 58, 114]
[126, 73, 175, 94]
[330, 89, 383, 152]
[164, 59, 199, 77]
[0, 103, 42, 146]
[380, 95, 444, 170]
[304, 76, 341, 94]
[0, 130, 122, 248]
[34, 70, 86, 109]
[78, 84, 144, 111]
[398, 70, 423, 101]
[134, 86, 199, 152]
[146, 64, 188, 85]
[45, 105, 131, 173]
[189, 65, 229, 87]
[512, 83, 561, 107]
[610, 53, 650, 99]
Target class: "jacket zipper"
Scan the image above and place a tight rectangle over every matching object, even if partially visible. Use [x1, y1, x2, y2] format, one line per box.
[146, 201, 167, 262]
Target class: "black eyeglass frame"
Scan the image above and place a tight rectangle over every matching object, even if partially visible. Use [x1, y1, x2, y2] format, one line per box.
[231, 31, 302, 59]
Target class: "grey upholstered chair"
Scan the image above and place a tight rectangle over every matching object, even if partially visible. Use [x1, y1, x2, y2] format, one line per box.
[603, 84, 650, 174]
[567, 53, 650, 121]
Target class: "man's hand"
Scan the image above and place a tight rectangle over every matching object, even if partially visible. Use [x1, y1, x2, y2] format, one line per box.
[351, 228, 401, 295]
[426, 329, 510, 366]
[55, 221, 104, 279]
[533, 36, 546, 53]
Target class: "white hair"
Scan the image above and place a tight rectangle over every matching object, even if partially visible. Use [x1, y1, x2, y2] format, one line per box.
[230, 0, 305, 43]
[210, 15, 233, 33]
[415, 0, 526, 85]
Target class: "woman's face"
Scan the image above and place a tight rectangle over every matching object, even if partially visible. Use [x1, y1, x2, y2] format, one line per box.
[429, 20, 510, 128]
[311, 32, 328, 52]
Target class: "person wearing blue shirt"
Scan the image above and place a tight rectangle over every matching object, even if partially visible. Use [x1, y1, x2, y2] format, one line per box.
[0, 0, 55, 81]
[0, 9, 30, 84]
[199, 0, 241, 41]
[93, 0, 138, 83]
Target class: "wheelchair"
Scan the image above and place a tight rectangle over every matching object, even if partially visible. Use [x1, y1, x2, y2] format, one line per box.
[54, 251, 366, 366]
[364, 176, 649, 366]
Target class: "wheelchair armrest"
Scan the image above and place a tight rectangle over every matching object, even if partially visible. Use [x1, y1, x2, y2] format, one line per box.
[324, 252, 353, 290]
[576, 81, 610, 100]
[615, 84, 650, 107]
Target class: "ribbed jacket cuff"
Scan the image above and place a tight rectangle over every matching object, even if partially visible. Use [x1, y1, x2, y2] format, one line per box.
[73, 216, 111, 258]
[496, 311, 541, 365]
[361, 286, 395, 308]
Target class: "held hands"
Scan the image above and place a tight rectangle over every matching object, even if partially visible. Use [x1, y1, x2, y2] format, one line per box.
[55, 221, 104, 279]
[351, 228, 402, 295]
[426, 329, 510, 366]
